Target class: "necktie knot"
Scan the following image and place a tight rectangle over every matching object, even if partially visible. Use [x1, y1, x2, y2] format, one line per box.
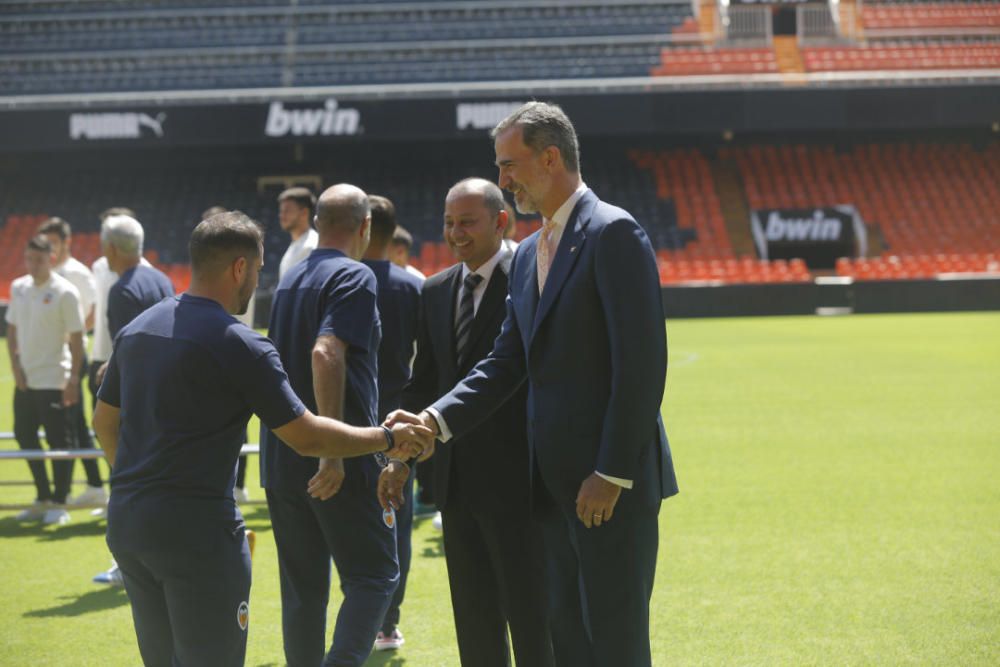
[463, 272, 483, 292]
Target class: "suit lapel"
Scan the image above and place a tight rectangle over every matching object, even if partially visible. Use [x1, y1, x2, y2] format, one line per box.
[441, 266, 463, 378]
[515, 234, 541, 339]
[531, 192, 593, 341]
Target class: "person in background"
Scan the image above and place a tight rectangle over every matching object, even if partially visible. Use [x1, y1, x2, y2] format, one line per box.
[277, 187, 318, 280]
[390, 225, 426, 281]
[389, 224, 436, 521]
[261, 185, 400, 667]
[38, 216, 106, 507]
[103, 215, 174, 341]
[89, 209, 154, 586]
[362, 195, 423, 651]
[6, 235, 84, 526]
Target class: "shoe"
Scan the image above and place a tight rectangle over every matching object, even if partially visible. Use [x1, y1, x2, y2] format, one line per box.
[93, 563, 124, 587]
[234, 487, 251, 504]
[374, 628, 404, 651]
[15, 500, 52, 521]
[432, 512, 443, 531]
[68, 485, 108, 506]
[413, 501, 436, 519]
[42, 508, 70, 526]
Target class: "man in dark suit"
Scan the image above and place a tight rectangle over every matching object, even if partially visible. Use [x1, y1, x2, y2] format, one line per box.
[385, 102, 678, 667]
[386, 178, 554, 666]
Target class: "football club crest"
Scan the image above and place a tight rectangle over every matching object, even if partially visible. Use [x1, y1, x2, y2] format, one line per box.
[237, 601, 249, 631]
[382, 507, 395, 529]
[43, 292, 53, 305]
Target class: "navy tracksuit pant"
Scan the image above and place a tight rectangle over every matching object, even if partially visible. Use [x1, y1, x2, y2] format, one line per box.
[108, 501, 252, 667]
[266, 455, 399, 667]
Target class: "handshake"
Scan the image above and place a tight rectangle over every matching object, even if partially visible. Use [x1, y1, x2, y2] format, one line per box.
[378, 410, 440, 512]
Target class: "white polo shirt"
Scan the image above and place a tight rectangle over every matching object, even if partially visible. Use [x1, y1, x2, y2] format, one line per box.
[91, 256, 152, 362]
[54, 256, 96, 348]
[6, 272, 84, 390]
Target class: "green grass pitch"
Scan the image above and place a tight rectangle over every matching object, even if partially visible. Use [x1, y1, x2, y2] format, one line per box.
[0, 312, 998, 665]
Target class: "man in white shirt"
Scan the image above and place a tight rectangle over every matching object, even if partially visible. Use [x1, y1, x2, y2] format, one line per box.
[5, 235, 85, 526]
[277, 187, 318, 279]
[39, 217, 106, 505]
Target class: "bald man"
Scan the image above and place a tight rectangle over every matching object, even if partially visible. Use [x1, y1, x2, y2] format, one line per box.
[260, 184, 397, 667]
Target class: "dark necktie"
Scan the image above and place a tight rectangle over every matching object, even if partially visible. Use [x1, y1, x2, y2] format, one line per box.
[455, 272, 484, 366]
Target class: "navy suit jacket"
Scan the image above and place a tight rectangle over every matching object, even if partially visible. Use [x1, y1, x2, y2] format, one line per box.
[431, 189, 678, 509]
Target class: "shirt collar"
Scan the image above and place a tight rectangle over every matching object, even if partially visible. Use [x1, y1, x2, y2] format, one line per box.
[545, 181, 588, 231]
[461, 244, 510, 285]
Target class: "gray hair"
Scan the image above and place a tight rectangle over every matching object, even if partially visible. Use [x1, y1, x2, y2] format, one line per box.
[490, 101, 580, 174]
[100, 214, 144, 257]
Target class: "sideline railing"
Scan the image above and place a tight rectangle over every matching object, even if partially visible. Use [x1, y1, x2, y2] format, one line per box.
[0, 436, 263, 510]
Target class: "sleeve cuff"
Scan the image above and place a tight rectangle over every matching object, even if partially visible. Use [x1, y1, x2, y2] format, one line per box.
[424, 407, 452, 443]
[596, 471, 633, 489]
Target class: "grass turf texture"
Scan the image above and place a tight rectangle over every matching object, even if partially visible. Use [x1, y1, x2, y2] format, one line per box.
[0, 311, 998, 665]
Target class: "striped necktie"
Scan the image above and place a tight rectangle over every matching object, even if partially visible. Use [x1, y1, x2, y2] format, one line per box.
[455, 272, 483, 366]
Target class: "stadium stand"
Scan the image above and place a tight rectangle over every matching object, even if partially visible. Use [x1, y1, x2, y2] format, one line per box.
[4, 136, 997, 296]
[802, 42, 1000, 72]
[861, 2, 1000, 30]
[0, 1, 694, 94]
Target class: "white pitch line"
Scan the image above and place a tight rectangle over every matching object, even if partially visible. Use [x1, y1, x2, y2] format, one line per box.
[670, 351, 700, 368]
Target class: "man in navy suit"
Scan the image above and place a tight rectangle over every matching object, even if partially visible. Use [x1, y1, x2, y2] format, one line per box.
[385, 102, 678, 666]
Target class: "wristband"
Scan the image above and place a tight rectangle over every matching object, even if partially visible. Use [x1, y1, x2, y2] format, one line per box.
[380, 424, 394, 452]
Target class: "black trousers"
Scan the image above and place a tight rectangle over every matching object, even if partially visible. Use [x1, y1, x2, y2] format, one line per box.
[74, 357, 104, 488]
[13, 387, 78, 503]
[441, 472, 555, 667]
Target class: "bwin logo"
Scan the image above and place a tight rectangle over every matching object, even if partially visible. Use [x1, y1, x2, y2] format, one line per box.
[764, 210, 842, 242]
[69, 112, 166, 140]
[265, 99, 361, 137]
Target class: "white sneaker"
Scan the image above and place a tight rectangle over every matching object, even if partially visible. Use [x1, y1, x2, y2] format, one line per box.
[234, 487, 251, 504]
[68, 485, 108, 506]
[93, 563, 124, 587]
[15, 500, 52, 521]
[374, 628, 404, 651]
[432, 512, 443, 531]
[42, 508, 70, 526]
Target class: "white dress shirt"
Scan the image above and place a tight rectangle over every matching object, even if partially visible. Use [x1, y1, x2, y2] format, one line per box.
[427, 183, 633, 489]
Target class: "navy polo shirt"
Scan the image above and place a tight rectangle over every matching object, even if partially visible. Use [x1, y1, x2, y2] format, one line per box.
[98, 294, 305, 549]
[107, 264, 175, 339]
[363, 259, 422, 421]
[260, 248, 381, 490]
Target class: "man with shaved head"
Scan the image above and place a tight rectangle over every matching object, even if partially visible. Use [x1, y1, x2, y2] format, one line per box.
[261, 184, 399, 667]
[384, 177, 555, 664]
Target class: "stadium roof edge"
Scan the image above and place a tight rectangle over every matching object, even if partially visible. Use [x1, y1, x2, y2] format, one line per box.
[3, 70, 1000, 112]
